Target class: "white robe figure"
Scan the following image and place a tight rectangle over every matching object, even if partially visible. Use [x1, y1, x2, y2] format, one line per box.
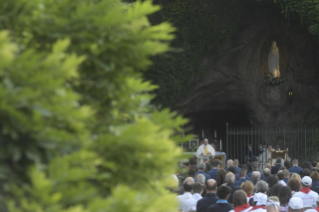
[268, 41, 280, 77]
[196, 144, 215, 163]
[258, 149, 272, 164]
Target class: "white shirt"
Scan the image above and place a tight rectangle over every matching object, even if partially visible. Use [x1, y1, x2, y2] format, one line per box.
[182, 193, 202, 212]
[305, 209, 318, 212]
[229, 207, 252, 212]
[293, 190, 318, 209]
[278, 180, 287, 186]
[196, 144, 215, 159]
[177, 192, 192, 209]
[250, 209, 267, 212]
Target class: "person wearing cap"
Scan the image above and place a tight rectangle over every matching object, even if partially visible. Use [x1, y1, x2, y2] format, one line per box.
[265, 196, 281, 212]
[293, 176, 319, 209]
[304, 195, 319, 212]
[249, 192, 267, 211]
[288, 197, 303, 212]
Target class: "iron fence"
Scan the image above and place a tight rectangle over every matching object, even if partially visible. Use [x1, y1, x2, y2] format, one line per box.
[226, 125, 319, 166]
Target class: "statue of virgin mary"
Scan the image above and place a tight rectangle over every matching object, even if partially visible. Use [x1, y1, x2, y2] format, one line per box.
[268, 41, 280, 77]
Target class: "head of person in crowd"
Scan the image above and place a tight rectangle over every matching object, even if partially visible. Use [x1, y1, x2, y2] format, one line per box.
[288, 197, 303, 212]
[267, 144, 272, 151]
[301, 168, 311, 177]
[253, 192, 267, 207]
[301, 176, 312, 189]
[291, 173, 301, 183]
[287, 178, 301, 195]
[267, 176, 279, 189]
[183, 177, 194, 184]
[277, 171, 284, 181]
[283, 169, 290, 179]
[234, 159, 239, 167]
[196, 174, 205, 186]
[204, 163, 211, 172]
[211, 160, 220, 169]
[292, 159, 299, 166]
[205, 179, 217, 194]
[188, 165, 197, 177]
[239, 168, 246, 179]
[241, 164, 248, 171]
[265, 163, 272, 169]
[246, 162, 252, 173]
[183, 181, 193, 193]
[284, 160, 291, 169]
[310, 171, 319, 184]
[218, 160, 223, 168]
[252, 162, 258, 171]
[217, 168, 226, 186]
[198, 162, 206, 171]
[189, 157, 196, 166]
[266, 196, 281, 212]
[302, 161, 311, 170]
[233, 190, 249, 208]
[276, 158, 282, 165]
[263, 168, 271, 177]
[217, 185, 231, 200]
[278, 186, 291, 208]
[228, 166, 236, 175]
[192, 182, 203, 195]
[241, 181, 254, 198]
[252, 171, 261, 182]
[225, 172, 235, 184]
[227, 159, 234, 168]
[312, 161, 317, 169]
[279, 166, 286, 171]
[255, 180, 268, 194]
[316, 162, 319, 171]
[270, 184, 283, 197]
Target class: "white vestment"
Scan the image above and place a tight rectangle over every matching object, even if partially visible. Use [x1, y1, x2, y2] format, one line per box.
[196, 144, 215, 162]
[258, 150, 272, 163]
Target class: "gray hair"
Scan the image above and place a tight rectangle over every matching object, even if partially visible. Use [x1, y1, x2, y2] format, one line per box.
[227, 159, 234, 167]
[234, 159, 239, 166]
[251, 171, 261, 181]
[198, 163, 206, 170]
[225, 172, 235, 183]
[263, 168, 271, 177]
[196, 174, 205, 185]
[255, 180, 268, 193]
[265, 163, 271, 169]
[183, 177, 194, 184]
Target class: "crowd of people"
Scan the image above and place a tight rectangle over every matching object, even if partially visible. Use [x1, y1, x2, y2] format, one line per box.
[176, 157, 319, 212]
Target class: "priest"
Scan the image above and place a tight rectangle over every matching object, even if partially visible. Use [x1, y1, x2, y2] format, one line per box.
[258, 144, 272, 164]
[196, 138, 215, 163]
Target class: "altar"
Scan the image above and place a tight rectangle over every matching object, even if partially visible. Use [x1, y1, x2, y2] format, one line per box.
[184, 152, 227, 168]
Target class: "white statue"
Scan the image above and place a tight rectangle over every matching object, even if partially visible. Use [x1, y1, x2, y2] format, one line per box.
[268, 41, 280, 77]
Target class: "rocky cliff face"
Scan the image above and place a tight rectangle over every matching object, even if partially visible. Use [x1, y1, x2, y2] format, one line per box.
[175, 2, 319, 127]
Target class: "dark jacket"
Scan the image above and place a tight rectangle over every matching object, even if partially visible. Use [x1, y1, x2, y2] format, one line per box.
[235, 166, 240, 174]
[234, 178, 247, 187]
[207, 168, 218, 181]
[208, 201, 232, 212]
[247, 170, 264, 178]
[196, 193, 219, 212]
[312, 180, 319, 190]
[226, 183, 241, 204]
[283, 178, 289, 184]
[235, 174, 251, 181]
[261, 176, 268, 182]
[271, 164, 282, 175]
[288, 165, 303, 174]
[195, 170, 211, 182]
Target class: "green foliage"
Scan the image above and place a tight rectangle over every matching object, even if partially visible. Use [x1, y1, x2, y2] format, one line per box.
[144, 0, 241, 107]
[0, 0, 189, 211]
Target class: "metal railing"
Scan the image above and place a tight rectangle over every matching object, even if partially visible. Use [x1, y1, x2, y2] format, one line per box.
[226, 124, 319, 165]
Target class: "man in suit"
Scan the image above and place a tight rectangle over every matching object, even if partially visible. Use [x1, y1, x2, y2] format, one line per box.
[225, 159, 233, 171]
[195, 163, 211, 182]
[247, 162, 263, 178]
[233, 159, 240, 174]
[207, 160, 220, 180]
[225, 172, 240, 204]
[208, 186, 232, 212]
[196, 179, 219, 212]
[234, 169, 247, 187]
[261, 168, 270, 182]
[288, 159, 303, 174]
[235, 164, 251, 181]
[271, 158, 283, 175]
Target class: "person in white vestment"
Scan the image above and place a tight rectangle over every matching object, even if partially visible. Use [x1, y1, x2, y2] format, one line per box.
[258, 145, 272, 164]
[196, 138, 215, 163]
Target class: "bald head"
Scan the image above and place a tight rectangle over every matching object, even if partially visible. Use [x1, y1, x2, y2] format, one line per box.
[204, 139, 208, 145]
[225, 172, 235, 183]
[183, 177, 194, 184]
[196, 174, 205, 185]
[251, 171, 260, 181]
[227, 159, 234, 168]
[205, 179, 217, 193]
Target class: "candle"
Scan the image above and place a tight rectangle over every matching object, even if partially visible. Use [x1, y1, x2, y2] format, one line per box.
[220, 139, 222, 151]
[202, 130, 204, 138]
[214, 130, 217, 138]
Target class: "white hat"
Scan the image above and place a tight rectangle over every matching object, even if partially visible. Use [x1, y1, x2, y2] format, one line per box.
[253, 193, 267, 206]
[302, 176, 312, 186]
[288, 197, 303, 209]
